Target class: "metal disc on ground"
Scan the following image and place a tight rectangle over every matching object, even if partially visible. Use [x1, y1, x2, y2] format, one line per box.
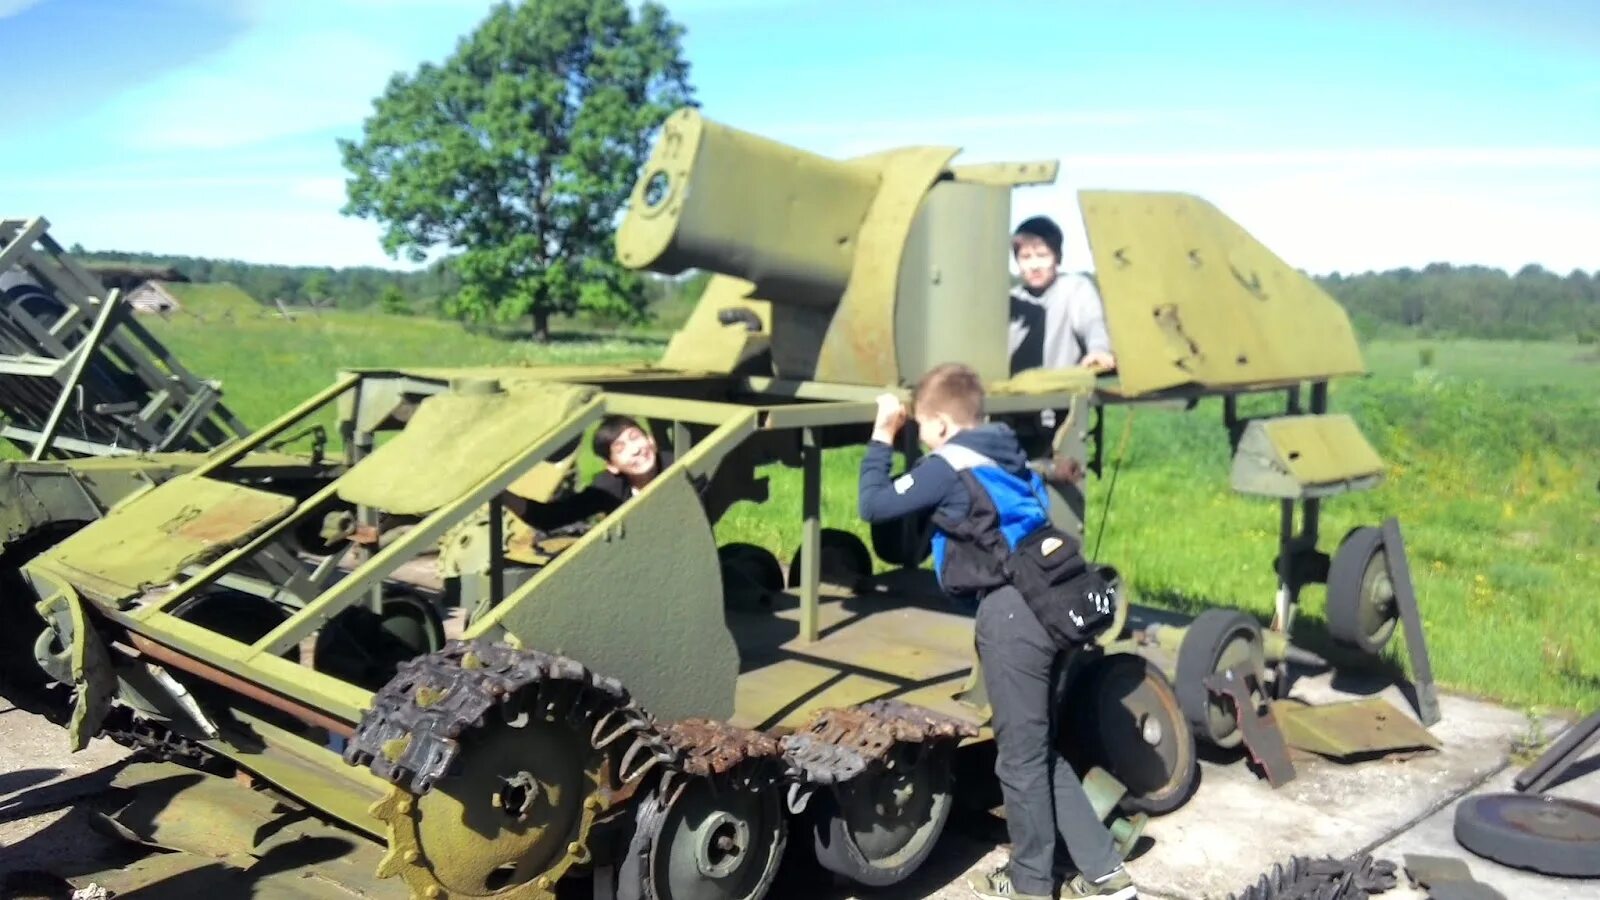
[809, 743, 955, 886]
[1066, 653, 1198, 816]
[786, 529, 873, 589]
[1453, 793, 1600, 877]
[1325, 526, 1400, 655]
[622, 777, 787, 900]
[1175, 609, 1266, 749]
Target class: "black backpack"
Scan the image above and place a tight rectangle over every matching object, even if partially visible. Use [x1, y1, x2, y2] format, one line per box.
[934, 465, 1119, 648]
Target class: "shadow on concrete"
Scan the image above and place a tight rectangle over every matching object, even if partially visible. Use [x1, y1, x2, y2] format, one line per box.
[0, 769, 61, 799]
[0, 763, 124, 827]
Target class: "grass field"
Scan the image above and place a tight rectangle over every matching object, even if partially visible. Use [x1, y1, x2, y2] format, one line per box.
[141, 304, 1600, 715]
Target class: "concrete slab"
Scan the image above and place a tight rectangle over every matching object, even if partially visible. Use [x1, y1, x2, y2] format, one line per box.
[2, 677, 1596, 900]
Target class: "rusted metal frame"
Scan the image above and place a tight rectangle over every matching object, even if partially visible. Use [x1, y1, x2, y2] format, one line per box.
[108, 608, 370, 724]
[154, 383, 222, 452]
[467, 408, 760, 637]
[798, 427, 822, 644]
[110, 309, 245, 436]
[29, 288, 124, 461]
[36, 228, 118, 307]
[0, 425, 137, 457]
[0, 356, 69, 377]
[192, 372, 361, 477]
[130, 633, 355, 737]
[248, 397, 607, 659]
[0, 216, 46, 273]
[136, 479, 347, 619]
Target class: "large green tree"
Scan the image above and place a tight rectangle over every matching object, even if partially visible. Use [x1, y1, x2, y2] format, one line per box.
[339, 0, 694, 340]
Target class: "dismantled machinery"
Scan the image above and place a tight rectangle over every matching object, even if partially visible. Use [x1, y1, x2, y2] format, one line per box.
[11, 109, 1436, 899]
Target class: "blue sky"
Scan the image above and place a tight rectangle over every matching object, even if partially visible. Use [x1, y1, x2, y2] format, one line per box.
[2, 0, 1596, 274]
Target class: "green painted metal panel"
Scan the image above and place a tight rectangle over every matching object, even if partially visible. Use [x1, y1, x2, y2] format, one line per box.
[894, 179, 1012, 384]
[32, 475, 295, 603]
[336, 380, 596, 516]
[1080, 191, 1367, 396]
[1230, 414, 1386, 498]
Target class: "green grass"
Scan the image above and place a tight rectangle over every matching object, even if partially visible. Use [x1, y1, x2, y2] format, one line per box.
[140, 310, 1600, 715]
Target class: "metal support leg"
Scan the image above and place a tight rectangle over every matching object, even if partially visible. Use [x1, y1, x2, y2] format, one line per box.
[1515, 708, 1600, 794]
[488, 495, 504, 611]
[799, 427, 821, 644]
[1382, 517, 1440, 726]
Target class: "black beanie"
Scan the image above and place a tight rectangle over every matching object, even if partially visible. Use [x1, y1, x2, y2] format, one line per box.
[1013, 215, 1064, 261]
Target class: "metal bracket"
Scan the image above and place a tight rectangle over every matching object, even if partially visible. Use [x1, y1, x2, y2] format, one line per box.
[1514, 707, 1600, 795]
[1381, 517, 1440, 727]
[1205, 665, 1296, 787]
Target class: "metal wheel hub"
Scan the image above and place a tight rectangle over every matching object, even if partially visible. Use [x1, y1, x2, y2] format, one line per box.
[631, 777, 787, 900]
[693, 811, 752, 878]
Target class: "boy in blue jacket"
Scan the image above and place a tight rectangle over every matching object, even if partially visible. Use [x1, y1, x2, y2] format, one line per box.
[858, 362, 1136, 900]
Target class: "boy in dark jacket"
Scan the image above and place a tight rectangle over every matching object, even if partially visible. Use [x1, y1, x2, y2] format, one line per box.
[858, 363, 1136, 900]
[504, 415, 671, 531]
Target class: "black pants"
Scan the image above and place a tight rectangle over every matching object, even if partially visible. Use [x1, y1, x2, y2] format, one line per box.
[976, 585, 1120, 894]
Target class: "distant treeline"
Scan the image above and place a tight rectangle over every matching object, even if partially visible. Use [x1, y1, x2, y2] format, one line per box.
[71, 247, 1598, 340]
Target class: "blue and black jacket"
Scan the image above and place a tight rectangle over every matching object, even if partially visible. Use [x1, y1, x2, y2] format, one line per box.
[858, 423, 1050, 601]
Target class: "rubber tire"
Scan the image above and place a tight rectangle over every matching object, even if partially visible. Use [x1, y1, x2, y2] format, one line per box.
[1175, 609, 1264, 749]
[1326, 525, 1399, 655]
[869, 511, 932, 568]
[787, 529, 873, 588]
[1454, 793, 1600, 877]
[718, 543, 785, 599]
[809, 749, 954, 887]
[1069, 654, 1199, 817]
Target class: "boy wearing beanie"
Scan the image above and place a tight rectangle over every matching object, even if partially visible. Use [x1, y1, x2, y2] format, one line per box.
[1009, 215, 1116, 374]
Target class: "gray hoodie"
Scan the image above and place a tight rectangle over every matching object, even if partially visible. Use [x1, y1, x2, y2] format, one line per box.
[1008, 271, 1112, 372]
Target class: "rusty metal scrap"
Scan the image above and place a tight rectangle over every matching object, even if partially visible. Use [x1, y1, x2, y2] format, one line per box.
[658, 718, 783, 776]
[781, 698, 977, 785]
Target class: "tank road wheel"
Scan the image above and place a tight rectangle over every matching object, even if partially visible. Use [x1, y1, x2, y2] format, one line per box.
[371, 712, 605, 899]
[349, 642, 640, 900]
[809, 743, 955, 886]
[314, 592, 445, 690]
[869, 510, 932, 568]
[1326, 526, 1400, 656]
[717, 543, 784, 606]
[1175, 609, 1266, 749]
[786, 529, 873, 590]
[622, 778, 787, 900]
[1068, 654, 1197, 816]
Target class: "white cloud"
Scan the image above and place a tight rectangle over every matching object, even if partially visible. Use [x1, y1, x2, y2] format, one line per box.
[112, 30, 405, 151]
[0, 0, 43, 18]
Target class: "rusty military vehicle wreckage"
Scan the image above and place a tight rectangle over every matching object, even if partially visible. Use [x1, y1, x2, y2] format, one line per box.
[1, 110, 1441, 899]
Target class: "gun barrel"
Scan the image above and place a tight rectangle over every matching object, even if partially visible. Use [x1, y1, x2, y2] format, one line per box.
[616, 109, 879, 310]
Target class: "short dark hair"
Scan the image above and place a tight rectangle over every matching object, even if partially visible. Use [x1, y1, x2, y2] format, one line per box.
[912, 362, 985, 426]
[592, 414, 645, 461]
[1012, 215, 1064, 262]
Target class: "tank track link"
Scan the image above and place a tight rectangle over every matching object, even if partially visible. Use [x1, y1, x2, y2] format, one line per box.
[345, 639, 977, 798]
[1227, 853, 1399, 900]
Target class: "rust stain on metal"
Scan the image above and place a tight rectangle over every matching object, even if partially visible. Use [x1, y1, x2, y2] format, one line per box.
[130, 633, 356, 738]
